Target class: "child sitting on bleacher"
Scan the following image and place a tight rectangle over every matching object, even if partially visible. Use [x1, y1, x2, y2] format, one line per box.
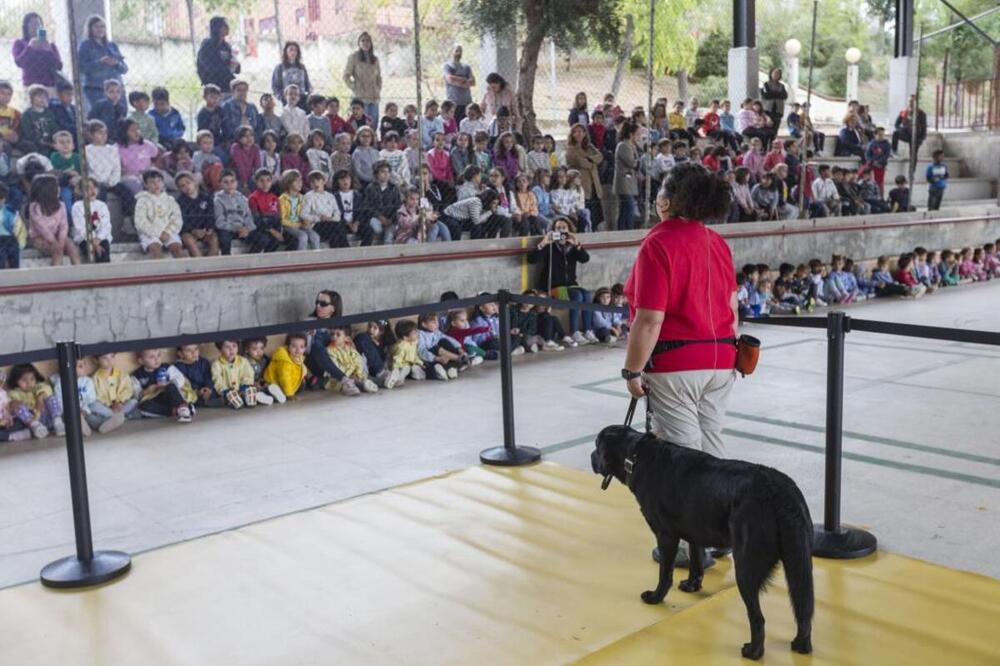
[176, 171, 219, 258]
[71, 178, 113, 264]
[262, 333, 309, 401]
[212, 339, 258, 409]
[215, 169, 256, 255]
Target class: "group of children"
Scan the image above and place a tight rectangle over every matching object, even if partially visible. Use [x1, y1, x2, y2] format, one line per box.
[0, 287, 629, 441]
[738, 241, 1000, 318]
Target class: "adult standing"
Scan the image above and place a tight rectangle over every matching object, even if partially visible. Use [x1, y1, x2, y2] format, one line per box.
[78, 16, 128, 112]
[442, 45, 476, 124]
[342, 32, 382, 126]
[197, 16, 240, 94]
[12, 13, 64, 95]
[271, 42, 312, 109]
[622, 163, 739, 566]
[527, 218, 597, 345]
[481, 73, 520, 131]
[565, 123, 604, 230]
[613, 121, 640, 231]
[760, 67, 787, 131]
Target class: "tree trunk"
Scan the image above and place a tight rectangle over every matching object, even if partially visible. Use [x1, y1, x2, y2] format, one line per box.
[518, 0, 547, 139]
[611, 15, 635, 98]
[186, 0, 197, 64]
[676, 69, 688, 101]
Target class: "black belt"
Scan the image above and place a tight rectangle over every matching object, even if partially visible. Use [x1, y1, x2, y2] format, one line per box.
[651, 338, 738, 354]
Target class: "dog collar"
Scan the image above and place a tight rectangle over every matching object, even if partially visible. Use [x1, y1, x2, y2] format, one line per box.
[624, 455, 636, 490]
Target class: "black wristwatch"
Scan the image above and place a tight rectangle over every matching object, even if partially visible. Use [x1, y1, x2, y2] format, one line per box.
[621, 369, 642, 380]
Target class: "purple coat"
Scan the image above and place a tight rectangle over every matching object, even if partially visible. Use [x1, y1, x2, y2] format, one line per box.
[12, 39, 63, 87]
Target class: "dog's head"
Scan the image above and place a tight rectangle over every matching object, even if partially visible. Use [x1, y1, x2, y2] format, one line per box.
[592, 425, 643, 490]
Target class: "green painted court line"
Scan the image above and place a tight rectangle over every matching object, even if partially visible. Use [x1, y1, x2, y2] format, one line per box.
[722, 428, 1000, 490]
[846, 340, 1000, 360]
[572, 379, 1000, 468]
[540, 434, 602, 455]
[726, 411, 1000, 468]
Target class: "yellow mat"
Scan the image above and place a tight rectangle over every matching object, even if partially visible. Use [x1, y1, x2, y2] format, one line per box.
[0, 463, 998, 666]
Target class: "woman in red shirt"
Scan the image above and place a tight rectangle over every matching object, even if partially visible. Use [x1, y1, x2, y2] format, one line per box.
[622, 163, 738, 459]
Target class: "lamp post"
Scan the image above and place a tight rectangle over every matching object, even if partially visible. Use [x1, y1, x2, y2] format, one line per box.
[785, 38, 802, 104]
[845, 47, 862, 107]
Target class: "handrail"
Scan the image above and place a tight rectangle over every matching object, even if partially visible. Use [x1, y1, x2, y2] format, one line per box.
[1, 212, 997, 297]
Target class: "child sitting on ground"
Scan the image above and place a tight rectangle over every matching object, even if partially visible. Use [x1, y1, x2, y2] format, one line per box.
[959, 247, 988, 282]
[212, 339, 258, 409]
[243, 337, 283, 404]
[591, 288, 623, 343]
[509, 296, 545, 353]
[262, 333, 309, 401]
[174, 344, 222, 408]
[983, 242, 1000, 279]
[610, 284, 629, 339]
[131, 349, 196, 422]
[7, 363, 64, 438]
[91, 352, 137, 432]
[391, 320, 431, 381]
[325, 327, 378, 396]
[938, 249, 961, 286]
[871, 256, 909, 297]
[770, 280, 804, 314]
[893, 254, 927, 298]
[445, 309, 492, 359]
[417, 313, 470, 380]
[534, 298, 574, 350]
[49, 357, 100, 437]
[0, 373, 31, 442]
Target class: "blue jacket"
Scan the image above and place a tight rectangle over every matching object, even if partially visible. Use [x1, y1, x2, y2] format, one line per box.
[532, 185, 553, 218]
[48, 99, 78, 146]
[926, 162, 949, 190]
[153, 107, 186, 143]
[174, 358, 215, 395]
[864, 139, 891, 169]
[593, 309, 614, 330]
[469, 314, 499, 346]
[78, 39, 128, 92]
[221, 98, 261, 144]
[87, 96, 129, 143]
[416, 329, 462, 363]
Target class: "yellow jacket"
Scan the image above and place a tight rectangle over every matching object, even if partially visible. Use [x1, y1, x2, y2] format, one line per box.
[391, 340, 421, 368]
[211, 355, 255, 394]
[262, 346, 307, 397]
[279, 193, 305, 229]
[668, 112, 686, 130]
[8, 382, 53, 418]
[325, 344, 366, 388]
[93, 367, 134, 405]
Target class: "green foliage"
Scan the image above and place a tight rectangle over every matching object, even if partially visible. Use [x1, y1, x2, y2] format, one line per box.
[456, 0, 623, 54]
[620, 0, 698, 75]
[865, 0, 895, 27]
[821, 54, 875, 98]
[693, 30, 729, 80]
[695, 75, 728, 102]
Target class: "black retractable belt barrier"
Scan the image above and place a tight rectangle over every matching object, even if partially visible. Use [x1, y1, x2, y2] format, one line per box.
[480, 290, 542, 466]
[40, 341, 132, 588]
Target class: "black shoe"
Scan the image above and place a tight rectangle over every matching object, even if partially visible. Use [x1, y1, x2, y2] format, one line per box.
[710, 547, 732, 559]
[651, 547, 716, 570]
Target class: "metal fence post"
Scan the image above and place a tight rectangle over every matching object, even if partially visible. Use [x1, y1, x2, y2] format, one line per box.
[480, 291, 541, 466]
[812, 312, 877, 559]
[40, 341, 131, 588]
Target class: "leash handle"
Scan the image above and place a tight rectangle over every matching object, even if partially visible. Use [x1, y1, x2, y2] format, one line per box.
[624, 397, 637, 427]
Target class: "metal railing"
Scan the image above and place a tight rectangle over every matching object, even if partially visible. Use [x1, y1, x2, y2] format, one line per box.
[935, 79, 997, 130]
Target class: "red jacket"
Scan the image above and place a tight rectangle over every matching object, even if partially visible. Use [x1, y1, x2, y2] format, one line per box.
[447, 325, 490, 345]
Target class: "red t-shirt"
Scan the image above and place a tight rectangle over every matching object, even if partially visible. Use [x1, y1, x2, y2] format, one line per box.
[624, 218, 738, 373]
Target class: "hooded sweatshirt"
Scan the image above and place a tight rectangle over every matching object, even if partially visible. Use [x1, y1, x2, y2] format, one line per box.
[262, 346, 307, 397]
[133, 190, 182, 239]
[213, 190, 254, 233]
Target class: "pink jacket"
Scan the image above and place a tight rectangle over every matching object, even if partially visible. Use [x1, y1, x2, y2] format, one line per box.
[118, 141, 159, 180]
[229, 143, 262, 188]
[28, 203, 68, 244]
[425, 148, 452, 183]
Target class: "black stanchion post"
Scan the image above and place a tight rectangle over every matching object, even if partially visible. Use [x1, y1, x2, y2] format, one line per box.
[812, 312, 877, 559]
[40, 341, 131, 589]
[480, 291, 541, 466]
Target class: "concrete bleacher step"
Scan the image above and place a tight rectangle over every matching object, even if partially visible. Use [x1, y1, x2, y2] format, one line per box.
[909, 178, 996, 206]
[819, 156, 964, 182]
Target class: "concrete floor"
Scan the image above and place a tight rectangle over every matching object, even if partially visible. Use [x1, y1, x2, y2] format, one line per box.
[1, 281, 999, 589]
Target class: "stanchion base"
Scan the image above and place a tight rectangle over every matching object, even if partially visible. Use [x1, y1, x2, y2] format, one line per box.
[479, 446, 542, 467]
[40, 551, 132, 589]
[813, 525, 877, 559]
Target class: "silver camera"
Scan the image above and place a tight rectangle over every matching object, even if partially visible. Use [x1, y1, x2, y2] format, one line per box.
[551, 231, 564, 241]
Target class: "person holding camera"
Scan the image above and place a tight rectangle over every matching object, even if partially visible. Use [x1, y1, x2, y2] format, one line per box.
[527, 217, 598, 345]
[12, 13, 64, 95]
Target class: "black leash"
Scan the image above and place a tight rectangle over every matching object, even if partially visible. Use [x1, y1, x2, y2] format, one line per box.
[601, 394, 648, 490]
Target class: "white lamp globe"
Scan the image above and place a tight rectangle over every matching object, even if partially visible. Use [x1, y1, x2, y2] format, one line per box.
[785, 38, 802, 57]
[845, 47, 862, 64]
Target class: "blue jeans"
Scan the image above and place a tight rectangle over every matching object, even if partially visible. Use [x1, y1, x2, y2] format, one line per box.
[427, 221, 451, 242]
[353, 332, 386, 377]
[617, 195, 636, 231]
[0, 236, 20, 269]
[568, 287, 593, 333]
[85, 400, 138, 429]
[364, 102, 379, 127]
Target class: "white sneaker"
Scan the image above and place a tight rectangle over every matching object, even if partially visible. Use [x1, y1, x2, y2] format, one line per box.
[384, 367, 402, 389]
[98, 412, 126, 434]
[529, 343, 539, 353]
[80, 418, 92, 437]
[256, 392, 275, 405]
[584, 330, 599, 343]
[447, 367, 458, 379]
[470, 356, 484, 366]
[361, 378, 379, 393]
[340, 378, 361, 396]
[511, 345, 526, 356]
[176, 406, 193, 423]
[543, 340, 564, 352]
[267, 383, 287, 404]
[572, 331, 588, 345]
[433, 364, 449, 381]
[606, 335, 618, 345]
[30, 422, 49, 439]
[562, 335, 578, 348]
[410, 365, 427, 381]
[53, 416, 66, 437]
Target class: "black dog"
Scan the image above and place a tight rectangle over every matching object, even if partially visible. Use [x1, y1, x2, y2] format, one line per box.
[591, 425, 814, 660]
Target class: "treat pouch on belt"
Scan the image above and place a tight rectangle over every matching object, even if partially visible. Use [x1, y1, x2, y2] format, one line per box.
[648, 334, 761, 377]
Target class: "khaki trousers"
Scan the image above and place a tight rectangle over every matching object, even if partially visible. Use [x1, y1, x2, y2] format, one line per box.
[643, 369, 736, 458]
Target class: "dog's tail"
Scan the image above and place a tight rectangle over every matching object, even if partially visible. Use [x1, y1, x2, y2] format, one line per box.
[774, 475, 815, 633]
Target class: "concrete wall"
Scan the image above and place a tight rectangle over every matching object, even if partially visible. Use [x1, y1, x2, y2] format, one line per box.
[3, 204, 999, 357]
[944, 132, 1000, 184]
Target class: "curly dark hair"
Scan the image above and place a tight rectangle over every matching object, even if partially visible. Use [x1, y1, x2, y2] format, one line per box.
[659, 162, 731, 221]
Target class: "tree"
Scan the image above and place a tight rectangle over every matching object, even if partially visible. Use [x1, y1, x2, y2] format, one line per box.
[693, 29, 730, 80]
[621, 0, 698, 77]
[457, 0, 623, 137]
